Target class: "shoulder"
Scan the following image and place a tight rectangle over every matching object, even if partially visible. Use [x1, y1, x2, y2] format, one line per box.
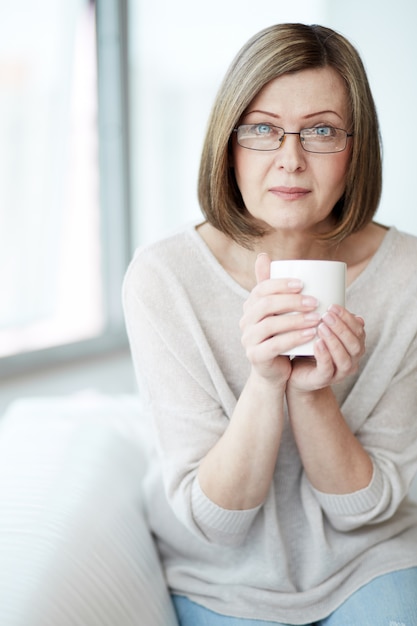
[122, 223, 228, 319]
[122, 228, 198, 336]
[384, 227, 417, 277]
[129, 226, 196, 270]
[390, 227, 417, 254]
[348, 226, 417, 310]
[124, 225, 201, 291]
[365, 227, 417, 315]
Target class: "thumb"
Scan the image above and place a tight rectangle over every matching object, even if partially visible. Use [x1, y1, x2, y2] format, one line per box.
[255, 252, 271, 285]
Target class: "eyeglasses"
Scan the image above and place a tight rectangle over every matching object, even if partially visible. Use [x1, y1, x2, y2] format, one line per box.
[233, 123, 353, 154]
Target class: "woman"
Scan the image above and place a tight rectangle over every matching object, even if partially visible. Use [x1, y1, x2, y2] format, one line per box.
[123, 23, 417, 625]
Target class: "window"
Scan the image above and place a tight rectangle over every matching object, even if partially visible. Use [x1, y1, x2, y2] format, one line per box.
[0, 0, 130, 377]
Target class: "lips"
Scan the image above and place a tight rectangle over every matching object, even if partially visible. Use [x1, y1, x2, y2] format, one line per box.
[269, 186, 310, 200]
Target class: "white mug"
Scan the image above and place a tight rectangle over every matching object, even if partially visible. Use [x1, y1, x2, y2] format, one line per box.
[270, 259, 347, 356]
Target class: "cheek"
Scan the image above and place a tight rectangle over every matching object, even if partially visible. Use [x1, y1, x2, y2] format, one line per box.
[326, 151, 351, 196]
[337, 145, 352, 181]
[233, 149, 265, 195]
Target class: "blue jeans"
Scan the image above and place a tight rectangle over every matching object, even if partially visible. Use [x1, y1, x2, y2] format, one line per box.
[171, 567, 417, 626]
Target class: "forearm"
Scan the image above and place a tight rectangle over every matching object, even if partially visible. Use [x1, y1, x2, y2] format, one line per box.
[287, 386, 373, 494]
[198, 371, 286, 510]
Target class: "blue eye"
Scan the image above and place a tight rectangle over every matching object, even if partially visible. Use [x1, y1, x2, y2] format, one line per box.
[314, 126, 335, 136]
[255, 124, 273, 135]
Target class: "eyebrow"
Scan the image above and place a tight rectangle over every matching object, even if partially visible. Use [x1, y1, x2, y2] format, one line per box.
[245, 108, 344, 121]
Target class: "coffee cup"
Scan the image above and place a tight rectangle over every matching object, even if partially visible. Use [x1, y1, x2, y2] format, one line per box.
[270, 259, 346, 356]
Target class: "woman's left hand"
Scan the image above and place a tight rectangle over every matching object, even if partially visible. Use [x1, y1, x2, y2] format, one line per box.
[288, 305, 366, 391]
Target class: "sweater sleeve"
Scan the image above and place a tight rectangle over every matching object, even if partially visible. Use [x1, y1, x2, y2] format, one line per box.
[308, 231, 417, 531]
[123, 247, 260, 545]
[311, 328, 417, 532]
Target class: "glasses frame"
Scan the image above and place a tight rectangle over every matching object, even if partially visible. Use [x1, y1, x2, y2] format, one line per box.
[233, 124, 353, 154]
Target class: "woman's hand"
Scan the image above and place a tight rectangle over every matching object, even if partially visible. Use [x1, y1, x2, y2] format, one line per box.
[240, 253, 321, 383]
[289, 304, 366, 391]
[286, 308, 371, 496]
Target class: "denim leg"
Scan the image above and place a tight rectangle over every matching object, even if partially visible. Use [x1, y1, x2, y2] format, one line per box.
[318, 567, 417, 626]
[171, 595, 311, 626]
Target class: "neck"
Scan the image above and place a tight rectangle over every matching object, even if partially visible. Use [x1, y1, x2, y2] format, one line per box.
[196, 220, 386, 292]
[250, 229, 338, 262]
[197, 222, 340, 292]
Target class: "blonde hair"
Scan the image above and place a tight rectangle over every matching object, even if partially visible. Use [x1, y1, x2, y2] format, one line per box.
[198, 23, 382, 248]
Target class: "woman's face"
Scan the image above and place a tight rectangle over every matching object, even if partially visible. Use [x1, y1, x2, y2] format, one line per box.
[232, 67, 352, 237]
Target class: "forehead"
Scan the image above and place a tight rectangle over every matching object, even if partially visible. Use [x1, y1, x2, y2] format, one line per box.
[246, 66, 349, 122]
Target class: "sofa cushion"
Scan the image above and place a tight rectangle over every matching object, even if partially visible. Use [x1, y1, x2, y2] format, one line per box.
[0, 393, 179, 626]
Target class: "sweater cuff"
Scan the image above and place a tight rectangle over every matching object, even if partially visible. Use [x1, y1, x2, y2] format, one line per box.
[310, 464, 384, 517]
[191, 478, 261, 546]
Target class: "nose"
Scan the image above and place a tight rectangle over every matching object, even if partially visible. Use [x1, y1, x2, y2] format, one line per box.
[273, 133, 306, 172]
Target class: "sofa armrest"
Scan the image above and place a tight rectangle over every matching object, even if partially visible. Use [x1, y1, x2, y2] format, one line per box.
[0, 394, 178, 626]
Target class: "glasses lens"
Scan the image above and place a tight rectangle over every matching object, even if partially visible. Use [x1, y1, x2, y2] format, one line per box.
[301, 127, 347, 153]
[236, 124, 283, 151]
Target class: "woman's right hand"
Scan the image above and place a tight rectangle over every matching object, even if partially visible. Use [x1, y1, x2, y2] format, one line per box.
[239, 253, 320, 383]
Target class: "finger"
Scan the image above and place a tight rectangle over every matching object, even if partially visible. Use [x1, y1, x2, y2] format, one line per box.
[255, 252, 271, 284]
[311, 338, 336, 377]
[242, 293, 320, 328]
[324, 305, 366, 341]
[320, 313, 363, 355]
[328, 305, 365, 335]
[317, 313, 365, 374]
[243, 310, 321, 346]
[246, 325, 318, 363]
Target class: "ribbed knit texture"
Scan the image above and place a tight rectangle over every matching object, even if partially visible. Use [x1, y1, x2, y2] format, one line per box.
[123, 223, 417, 624]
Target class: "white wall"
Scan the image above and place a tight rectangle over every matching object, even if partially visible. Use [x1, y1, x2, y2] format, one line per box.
[325, 0, 417, 234]
[129, 0, 417, 245]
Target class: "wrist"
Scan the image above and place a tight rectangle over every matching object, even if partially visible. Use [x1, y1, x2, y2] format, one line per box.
[286, 383, 331, 406]
[248, 367, 288, 398]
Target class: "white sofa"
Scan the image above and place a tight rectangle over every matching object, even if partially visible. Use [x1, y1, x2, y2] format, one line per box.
[1, 393, 416, 626]
[0, 393, 178, 626]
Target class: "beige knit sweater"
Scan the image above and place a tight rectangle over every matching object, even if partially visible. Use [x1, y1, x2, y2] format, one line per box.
[123, 223, 417, 624]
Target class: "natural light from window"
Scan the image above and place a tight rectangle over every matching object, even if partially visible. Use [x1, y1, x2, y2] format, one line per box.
[0, 0, 104, 358]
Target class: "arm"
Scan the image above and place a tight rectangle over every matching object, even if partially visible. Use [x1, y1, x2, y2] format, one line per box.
[286, 307, 373, 496]
[123, 252, 285, 545]
[287, 385, 373, 495]
[197, 370, 286, 510]
[123, 250, 320, 545]
[198, 253, 324, 510]
[287, 299, 417, 531]
[236, 250, 417, 533]
[307, 350, 417, 531]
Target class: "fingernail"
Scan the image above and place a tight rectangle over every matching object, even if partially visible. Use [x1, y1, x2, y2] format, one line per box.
[304, 312, 321, 321]
[301, 327, 317, 337]
[302, 296, 319, 307]
[316, 338, 326, 352]
[288, 279, 303, 289]
[318, 322, 332, 336]
[322, 312, 336, 326]
[328, 304, 342, 316]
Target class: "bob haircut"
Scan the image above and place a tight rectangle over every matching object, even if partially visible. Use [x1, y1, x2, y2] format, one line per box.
[198, 23, 382, 248]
